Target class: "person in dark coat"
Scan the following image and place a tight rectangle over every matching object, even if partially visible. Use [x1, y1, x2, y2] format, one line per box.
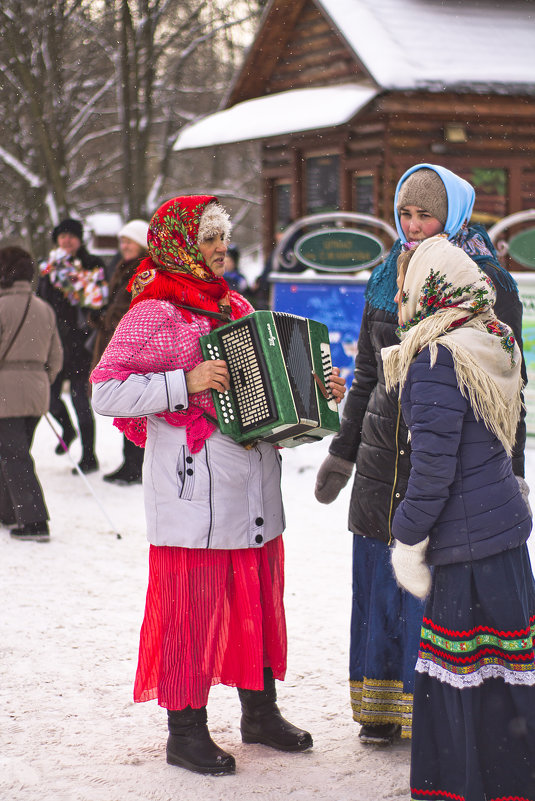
[385, 234, 534, 801]
[91, 218, 149, 484]
[0, 247, 63, 541]
[221, 244, 248, 295]
[38, 218, 107, 474]
[315, 164, 528, 745]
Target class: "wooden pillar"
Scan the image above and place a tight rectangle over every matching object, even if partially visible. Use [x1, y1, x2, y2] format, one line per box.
[340, 142, 351, 211]
[291, 147, 303, 221]
[508, 163, 522, 215]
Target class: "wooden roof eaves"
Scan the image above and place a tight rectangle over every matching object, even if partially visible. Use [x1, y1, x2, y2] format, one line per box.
[260, 92, 385, 150]
[224, 0, 309, 108]
[314, 0, 380, 89]
[224, 0, 383, 109]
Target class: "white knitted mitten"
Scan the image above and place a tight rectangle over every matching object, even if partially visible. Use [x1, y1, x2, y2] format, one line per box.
[391, 537, 431, 599]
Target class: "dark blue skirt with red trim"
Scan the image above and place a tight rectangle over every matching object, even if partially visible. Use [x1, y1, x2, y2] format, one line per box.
[410, 543, 535, 801]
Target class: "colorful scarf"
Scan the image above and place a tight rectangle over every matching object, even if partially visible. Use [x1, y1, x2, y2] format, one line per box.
[381, 235, 522, 455]
[39, 248, 107, 309]
[128, 195, 236, 322]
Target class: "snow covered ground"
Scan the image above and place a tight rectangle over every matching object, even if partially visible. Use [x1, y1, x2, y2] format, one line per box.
[1, 402, 534, 801]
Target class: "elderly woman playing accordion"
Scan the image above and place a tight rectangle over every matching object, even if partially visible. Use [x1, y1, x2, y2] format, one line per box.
[91, 195, 345, 775]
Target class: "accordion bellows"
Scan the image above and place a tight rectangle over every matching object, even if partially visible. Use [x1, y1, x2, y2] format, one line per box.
[200, 311, 340, 447]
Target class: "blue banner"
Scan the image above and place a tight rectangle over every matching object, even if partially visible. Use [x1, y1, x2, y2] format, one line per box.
[271, 276, 368, 390]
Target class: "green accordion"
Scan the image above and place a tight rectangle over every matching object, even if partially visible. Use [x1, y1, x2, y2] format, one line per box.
[199, 311, 340, 447]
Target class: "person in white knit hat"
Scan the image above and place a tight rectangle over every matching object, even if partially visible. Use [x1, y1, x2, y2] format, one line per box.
[91, 218, 149, 484]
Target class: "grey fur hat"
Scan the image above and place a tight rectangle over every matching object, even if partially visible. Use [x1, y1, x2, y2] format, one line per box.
[197, 203, 232, 243]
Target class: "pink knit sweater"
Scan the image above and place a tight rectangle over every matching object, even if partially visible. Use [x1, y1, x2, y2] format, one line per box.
[90, 294, 253, 452]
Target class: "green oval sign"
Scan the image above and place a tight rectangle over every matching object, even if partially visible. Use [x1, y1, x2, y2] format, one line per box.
[295, 228, 384, 272]
[508, 228, 535, 269]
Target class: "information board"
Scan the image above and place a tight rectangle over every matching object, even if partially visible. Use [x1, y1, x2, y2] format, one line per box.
[513, 273, 535, 437]
[295, 228, 383, 272]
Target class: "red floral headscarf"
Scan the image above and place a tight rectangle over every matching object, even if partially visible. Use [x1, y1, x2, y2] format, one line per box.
[127, 195, 233, 324]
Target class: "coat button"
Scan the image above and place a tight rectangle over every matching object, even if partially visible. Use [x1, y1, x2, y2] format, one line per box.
[399, 449, 405, 455]
[175, 403, 184, 410]
[255, 517, 264, 526]
[186, 456, 193, 463]
[186, 468, 193, 476]
[255, 534, 263, 544]
[395, 492, 400, 498]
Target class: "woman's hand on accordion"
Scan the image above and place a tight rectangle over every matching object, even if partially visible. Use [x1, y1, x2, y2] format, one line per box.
[329, 367, 346, 404]
[186, 360, 230, 394]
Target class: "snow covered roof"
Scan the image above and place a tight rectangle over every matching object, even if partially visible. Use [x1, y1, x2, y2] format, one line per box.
[319, 0, 535, 91]
[173, 83, 377, 151]
[174, 0, 535, 152]
[85, 212, 123, 236]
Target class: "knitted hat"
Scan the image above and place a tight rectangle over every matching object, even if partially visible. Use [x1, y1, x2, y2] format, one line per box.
[396, 169, 448, 225]
[52, 218, 84, 243]
[118, 219, 149, 250]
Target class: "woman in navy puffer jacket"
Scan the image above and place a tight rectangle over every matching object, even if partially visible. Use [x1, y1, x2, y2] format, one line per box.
[383, 235, 534, 801]
[392, 344, 529, 567]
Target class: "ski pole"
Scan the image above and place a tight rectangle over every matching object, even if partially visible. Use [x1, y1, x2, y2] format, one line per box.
[45, 413, 122, 539]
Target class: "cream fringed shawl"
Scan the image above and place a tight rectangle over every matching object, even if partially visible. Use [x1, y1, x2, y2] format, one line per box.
[381, 235, 523, 456]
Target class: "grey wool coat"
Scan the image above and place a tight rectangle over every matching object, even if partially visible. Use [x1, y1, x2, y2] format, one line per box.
[0, 281, 63, 418]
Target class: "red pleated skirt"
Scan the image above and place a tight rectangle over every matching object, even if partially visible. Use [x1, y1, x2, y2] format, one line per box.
[133, 536, 287, 709]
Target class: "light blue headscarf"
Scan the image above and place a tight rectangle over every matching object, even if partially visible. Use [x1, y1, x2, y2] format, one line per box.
[394, 163, 475, 243]
[367, 162, 515, 314]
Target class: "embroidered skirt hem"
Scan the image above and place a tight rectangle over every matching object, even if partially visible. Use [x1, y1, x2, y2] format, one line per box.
[349, 535, 425, 737]
[411, 544, 535, 801]
[350, 678, 413, 738]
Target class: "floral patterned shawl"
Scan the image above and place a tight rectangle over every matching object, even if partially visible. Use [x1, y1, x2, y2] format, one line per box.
[381, 235, 522, 455]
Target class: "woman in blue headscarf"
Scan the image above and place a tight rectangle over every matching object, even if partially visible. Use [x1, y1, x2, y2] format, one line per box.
[315, 163, 527, 745]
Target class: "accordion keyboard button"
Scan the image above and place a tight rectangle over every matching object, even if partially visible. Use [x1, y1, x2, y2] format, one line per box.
[255, 517, 264, 526]
[255, 534, 263, 544]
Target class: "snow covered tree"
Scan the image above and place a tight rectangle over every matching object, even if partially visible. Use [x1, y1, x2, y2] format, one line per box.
[0, 0, 262, 256]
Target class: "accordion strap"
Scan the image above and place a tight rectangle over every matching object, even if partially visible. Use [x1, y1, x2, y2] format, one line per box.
[313, 371, 330, 400]
[171, 302, 231, 323]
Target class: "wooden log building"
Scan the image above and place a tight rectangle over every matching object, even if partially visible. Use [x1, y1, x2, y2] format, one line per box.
[174, 0, 535, 264]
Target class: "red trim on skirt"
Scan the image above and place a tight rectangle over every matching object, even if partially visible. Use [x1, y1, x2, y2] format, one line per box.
[133, 536, 287, 709]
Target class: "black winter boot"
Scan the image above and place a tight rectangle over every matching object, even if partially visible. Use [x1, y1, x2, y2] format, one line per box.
[51, 403, 77, 455]
[73, 454, 99, 475]
[73, 423, 99, 474]
[166, 707, 236, 775]
[238, 668, 313, 752]
[103, 437, 143, 484]
[55, 424, 77, 455]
